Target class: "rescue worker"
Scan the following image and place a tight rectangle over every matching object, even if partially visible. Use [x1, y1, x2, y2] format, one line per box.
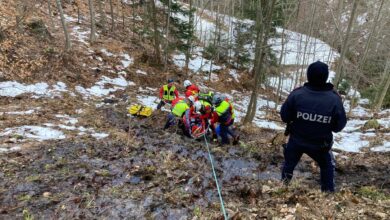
[280, 61, 347, 192]
[157, 79, 179, 110]
[184, 80, 200, 98]
[198, 91, 214, 104]
[182, 101, 206, 138]
[211, 94, 239, 145]
[164, 96, 195, 129]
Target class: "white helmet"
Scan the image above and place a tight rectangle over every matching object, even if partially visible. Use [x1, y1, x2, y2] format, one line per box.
[184, 80, 192, 87]
[194, 101, 202, 113]
[188, 95, 195, 104]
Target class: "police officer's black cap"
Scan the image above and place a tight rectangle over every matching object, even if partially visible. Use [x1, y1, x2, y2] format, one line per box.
[168, 79, 174, 83]
[307, 61, 329, 86]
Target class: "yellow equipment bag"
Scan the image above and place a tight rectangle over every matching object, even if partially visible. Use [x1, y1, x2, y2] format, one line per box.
[128, 104, 153, 117]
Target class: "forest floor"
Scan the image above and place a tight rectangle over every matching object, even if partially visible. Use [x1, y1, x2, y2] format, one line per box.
[0, 0, 389, 219]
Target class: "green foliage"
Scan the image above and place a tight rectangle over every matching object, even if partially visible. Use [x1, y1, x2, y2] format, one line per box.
[361, 84, 390, 109]
[23, 209, 34, 220]
[203, 44, 218, 60]
[233, 23, 252, 68]
[160, 0, 195, 54]
[357, 186, 389, 201]
[362, 119, 380, 130]
[338, 79, 351, 95]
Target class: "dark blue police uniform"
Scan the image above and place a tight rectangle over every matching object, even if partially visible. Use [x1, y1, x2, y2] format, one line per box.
[280, 61, 347, 192]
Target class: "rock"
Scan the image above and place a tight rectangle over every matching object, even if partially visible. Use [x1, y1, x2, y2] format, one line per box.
[375, 212, 387, 219]
[43, 192, 51, 198]
[262, 185, 271, 193]
[362, 119, 380, 131]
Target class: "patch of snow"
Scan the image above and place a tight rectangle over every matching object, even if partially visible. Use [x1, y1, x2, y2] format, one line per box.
[134, 15, 143, 21]
[357, 13, 367, 25]
[91, 133, 109, 139]
[358, 98, 370, 105]
[0, 81, 69, 98]
[96, 56, 103, 62]
[172, 53, 222, 73]
[136, 70, 148, 75]
[64, 14, 78, 23]
[55, 114, 78, 125]
[0, 110, 35, 115]
[72, 26, 89, 44]
[120, 53, 134, 68]
[0, 146, 21, 153]
[347, 88, 361, 98]
[229, 69, 240, 82]
[203, 73, 219, 82]
[118, 71, 127, 76]
[0, 81, 48, 97]
[333, 132, 373, 152]
[378, 118, 390, 129]
[371, 142, 390, 152]
[233, 93, 282, 129]
[327, 70, 336, 83]
[253, 119, 284, 130]
[0, 126, 66, 141]
[269, 28, 339, 65]
[137, 95, 159, 109]
[101, 49, 114, 57]
[343, 119, 365, 132]
[76, 76, 135, 98]
[58, 125, 77, 130]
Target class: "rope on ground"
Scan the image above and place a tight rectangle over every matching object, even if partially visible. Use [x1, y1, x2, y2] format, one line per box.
[202, 134, 228, 220]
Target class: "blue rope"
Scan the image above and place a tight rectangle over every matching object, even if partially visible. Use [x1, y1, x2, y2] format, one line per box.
[203, 135, 228, 220]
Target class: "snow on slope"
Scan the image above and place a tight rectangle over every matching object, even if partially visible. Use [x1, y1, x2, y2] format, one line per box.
[269, 28, 340, 65]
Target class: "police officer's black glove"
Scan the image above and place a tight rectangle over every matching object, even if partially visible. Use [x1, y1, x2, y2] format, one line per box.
[320, 140, 333, 153]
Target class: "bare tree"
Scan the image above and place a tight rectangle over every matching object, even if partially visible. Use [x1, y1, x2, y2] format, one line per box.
[184, 0, 194, 75]
[150, 0, 162, 64]
[89, 0, 97, 43]
[55, 0, 71, 51]
[348, 0, 385, 115]
[375, 58, 390, 112]
[98, 0, 106, 30]
[244, 0, 276, 124]
[109, 0, 115, 32]
[164, 0, 171, 70]
[47, 0, 54, 28]
[15, 0, 28, 33]
[333, 0, 358, 89]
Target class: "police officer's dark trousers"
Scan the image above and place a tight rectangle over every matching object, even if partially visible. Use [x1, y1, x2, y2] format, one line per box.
[281, 139, 335, 192]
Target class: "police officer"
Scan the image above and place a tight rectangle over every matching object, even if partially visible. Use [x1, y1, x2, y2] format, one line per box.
[280, 61, 347, 192]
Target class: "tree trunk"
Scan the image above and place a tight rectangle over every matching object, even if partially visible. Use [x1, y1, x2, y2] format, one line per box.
[77, 6, 81, 24]
[164, 0, 171, 70]
[48, 0, 54, 28]
[333, 0, 358, 89]
[55, 0, 71, 51]
[298, 0, 317, 85]
[275, 28, 286, 110]
[348, 0, 385, 115]
[121, 1, 125, 29]
[244, 0, 276, 124]
[375, 58, 390, 112]
[89, 0, 97, 43]
[109, 0, 115, 32]
[185, 0, 194, 75]
[150, 0, 162, 64]
[98, 0, 106, 30]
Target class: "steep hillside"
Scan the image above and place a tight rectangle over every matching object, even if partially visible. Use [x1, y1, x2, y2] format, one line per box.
[0, 0, 389, 219]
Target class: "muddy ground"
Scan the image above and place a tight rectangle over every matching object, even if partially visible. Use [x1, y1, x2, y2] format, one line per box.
[0, 106, 389, 219]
